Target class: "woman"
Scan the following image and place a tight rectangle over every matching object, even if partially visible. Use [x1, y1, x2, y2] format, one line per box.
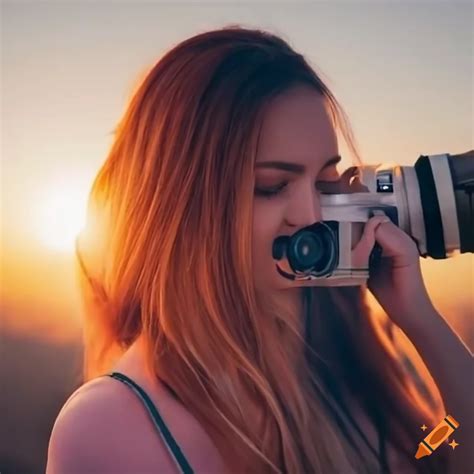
[46, 26, 472, 473]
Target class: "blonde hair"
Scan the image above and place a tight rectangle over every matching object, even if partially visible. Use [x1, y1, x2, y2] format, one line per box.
[75, 25, 449, 473]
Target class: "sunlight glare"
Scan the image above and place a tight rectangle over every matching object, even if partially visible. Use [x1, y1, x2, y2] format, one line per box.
[35, 181, 88, 253]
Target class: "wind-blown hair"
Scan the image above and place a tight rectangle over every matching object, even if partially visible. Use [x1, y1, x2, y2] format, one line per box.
[75, 25, 449, 474]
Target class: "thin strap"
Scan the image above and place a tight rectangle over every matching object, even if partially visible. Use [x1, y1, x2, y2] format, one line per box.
[107, 371, 194, 474]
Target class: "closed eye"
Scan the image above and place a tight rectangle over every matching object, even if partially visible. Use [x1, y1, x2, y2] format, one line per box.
[255, 178, 341, 198]
[254, 182, 289, 197]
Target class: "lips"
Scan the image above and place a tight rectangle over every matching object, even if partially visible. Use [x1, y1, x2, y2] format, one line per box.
[276, 263, 296, 280]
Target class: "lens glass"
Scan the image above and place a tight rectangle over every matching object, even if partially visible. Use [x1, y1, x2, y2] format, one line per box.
[286, 222, 338, 276]
[295, 233, 323, 265]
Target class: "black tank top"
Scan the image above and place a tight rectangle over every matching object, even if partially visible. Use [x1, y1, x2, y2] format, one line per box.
[107, 371, 388, 474]
[106, 371, 194, 474]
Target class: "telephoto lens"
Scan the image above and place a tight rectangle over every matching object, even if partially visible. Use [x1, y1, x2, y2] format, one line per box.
[414, 150, 473, 258]
[447, 150, 473, 253]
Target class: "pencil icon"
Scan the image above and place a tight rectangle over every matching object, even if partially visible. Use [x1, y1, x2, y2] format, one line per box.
[415, 415, 459, 459]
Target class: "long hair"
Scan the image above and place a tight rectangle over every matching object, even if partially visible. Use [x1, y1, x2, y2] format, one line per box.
[74, 25, 449, 473]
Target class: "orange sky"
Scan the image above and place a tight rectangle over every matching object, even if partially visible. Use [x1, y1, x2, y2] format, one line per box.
[2, 2, 473, 349]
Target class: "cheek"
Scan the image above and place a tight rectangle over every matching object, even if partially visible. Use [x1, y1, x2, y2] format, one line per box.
[251, 203, 283, 287]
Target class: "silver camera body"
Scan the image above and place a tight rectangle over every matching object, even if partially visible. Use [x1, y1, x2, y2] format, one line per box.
[272, 152, 473, 286]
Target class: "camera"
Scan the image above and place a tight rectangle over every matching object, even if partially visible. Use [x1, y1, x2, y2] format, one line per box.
[272, 151, 474, 286]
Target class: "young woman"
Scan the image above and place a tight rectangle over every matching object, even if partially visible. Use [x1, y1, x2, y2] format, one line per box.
[46, 26, 472, 474]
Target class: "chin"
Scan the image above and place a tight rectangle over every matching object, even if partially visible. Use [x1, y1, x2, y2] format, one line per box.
[273, 264, 320, 289]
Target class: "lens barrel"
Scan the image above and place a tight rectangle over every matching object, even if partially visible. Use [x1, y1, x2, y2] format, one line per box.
[273, 222, 338, 276]
[415, 152, 473, 258]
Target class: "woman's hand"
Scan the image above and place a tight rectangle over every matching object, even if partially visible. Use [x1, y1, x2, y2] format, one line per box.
[351, 213, 435, 332]
[352, 213, 474, 474]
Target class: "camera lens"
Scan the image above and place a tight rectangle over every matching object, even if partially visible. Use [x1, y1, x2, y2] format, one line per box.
[415, 152, 474, 257]
[290, 232, 325, 270]
[287, 223, 337, 275]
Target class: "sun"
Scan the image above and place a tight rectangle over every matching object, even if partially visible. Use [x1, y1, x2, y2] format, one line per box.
[35, 181, 88, 253]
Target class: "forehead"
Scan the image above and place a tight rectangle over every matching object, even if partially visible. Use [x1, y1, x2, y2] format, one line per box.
[256, 85, 337, 164]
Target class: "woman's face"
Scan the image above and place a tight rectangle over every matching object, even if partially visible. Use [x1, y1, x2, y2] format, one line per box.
[252, 85, 343, 293]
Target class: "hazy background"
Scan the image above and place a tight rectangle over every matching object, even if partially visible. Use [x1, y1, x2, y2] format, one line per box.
[2, 1, 473, 472]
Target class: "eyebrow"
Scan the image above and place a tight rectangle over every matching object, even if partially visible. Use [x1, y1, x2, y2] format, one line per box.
[255, 155, 342, 174]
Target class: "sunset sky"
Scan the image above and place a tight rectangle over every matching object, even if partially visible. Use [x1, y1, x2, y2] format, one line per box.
[2, 1, 473, 346]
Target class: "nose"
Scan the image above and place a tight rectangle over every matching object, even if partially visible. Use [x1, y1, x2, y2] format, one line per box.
[284, 184, 323, 230]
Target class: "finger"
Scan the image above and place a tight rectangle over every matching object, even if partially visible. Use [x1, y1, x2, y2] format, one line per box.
[355, 215, 390, 250]
[351, 216, 390, 266]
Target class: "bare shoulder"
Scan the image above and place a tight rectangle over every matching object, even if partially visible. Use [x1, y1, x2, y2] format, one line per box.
[46, 374, 228, 474]
[46, 376, 175, 473]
